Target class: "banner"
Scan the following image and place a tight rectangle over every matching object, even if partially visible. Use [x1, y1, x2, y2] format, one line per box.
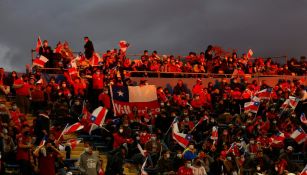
[111, 85, 160, 116]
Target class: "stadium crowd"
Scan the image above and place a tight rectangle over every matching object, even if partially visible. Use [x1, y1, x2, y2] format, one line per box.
[0, 37, 306, 175]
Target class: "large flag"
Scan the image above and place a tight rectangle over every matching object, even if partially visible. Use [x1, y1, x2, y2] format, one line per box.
[64, 122, 84, 134]
[90, 106, 108, 127]
[247, 49, 253, 59]
[35, 36, 42, 53]
[33, 55, 49, 68]
[111, 85, 160, 116]
[256, 88, 272, 99]
[300, 113, 307, 125]
[244, 101, 260, 113]
[290, 127, 306, 144]
[172, 120, 190, 148]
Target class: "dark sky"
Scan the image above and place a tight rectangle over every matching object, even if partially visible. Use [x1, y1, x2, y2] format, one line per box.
[0, 0, 306, 71]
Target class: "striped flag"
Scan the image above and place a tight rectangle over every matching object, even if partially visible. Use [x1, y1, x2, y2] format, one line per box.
[244, 101, 260, 113]
[280, 99, 290, 110]
[300, 113, 307, 125]
[290, 127, 306, 144]
[64, 122, 84, 134]
[35, 36, 42, 53]
[288, 96, 300, 109]
[172, 120, 190, 148]
[211, 126, 218, 141]
[247, 49, 253, 59]
[256, 88, 272, 100]
[91, 106, 108, 127]
[270, 131, 285, 145]
[33, 55, 49, 68]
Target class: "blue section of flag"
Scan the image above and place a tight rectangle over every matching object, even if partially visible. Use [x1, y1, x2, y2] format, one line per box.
[112, 86, 129, 102]
[90, 115, 96, 122]
[254, 102, 260, 106]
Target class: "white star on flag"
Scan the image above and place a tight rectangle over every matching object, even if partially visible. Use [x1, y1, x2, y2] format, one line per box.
[117, 90, 124, 96]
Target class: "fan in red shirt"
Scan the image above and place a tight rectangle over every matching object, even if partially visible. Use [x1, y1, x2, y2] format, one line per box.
[177, 160, 193, 175]
[13, 75, 31, 114]
[98, 87, 111, 109]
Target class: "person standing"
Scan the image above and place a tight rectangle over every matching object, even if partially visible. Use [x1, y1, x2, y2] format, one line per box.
[84, 37, 95, 60]
[13, 74, 31, 114]
[79, 143, 101, 175]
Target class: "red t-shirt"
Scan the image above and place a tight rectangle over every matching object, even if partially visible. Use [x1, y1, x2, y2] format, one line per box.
[38, 152, 58, 175]
[16, 136, 31, 161]
[92, 74, 104, 89]
[14, 79, 30, 96]
[177, 166, 193, 175]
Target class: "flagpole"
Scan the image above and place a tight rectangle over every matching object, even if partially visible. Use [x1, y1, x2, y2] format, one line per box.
[109, 84, 117, 117]
[56, 123, 69, 142]
[164, 117, 177, 136]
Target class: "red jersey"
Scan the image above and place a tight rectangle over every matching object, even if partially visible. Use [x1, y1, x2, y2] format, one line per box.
[92, 73, 104, 89]
[177, 166, 193, 175]
[14, 78, 30, 96]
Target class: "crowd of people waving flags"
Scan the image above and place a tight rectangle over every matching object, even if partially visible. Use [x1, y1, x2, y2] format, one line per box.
[0, 36, 306, 174]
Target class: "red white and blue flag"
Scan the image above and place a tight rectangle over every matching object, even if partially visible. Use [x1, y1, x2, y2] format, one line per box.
[39, 136, 47, 147]
[270, 131, 285, 145]
[91, 106, 108, 127]
[33, 55, 49, 68]
[300, 113, 307, 125]
[288, 96, 300, 109]
[244, 101, 260, 113]
[35, 36, 42, 53]
[111, 85, 160, 117]
[300, 164, 307, 175]
[247, 49, 253, 59]
[211, 126, 218, 141]
[290, 127, 306, 144]
[172, 120, 191, 148]
[64, 122, 84, 134]
[256, 88, 272, 99]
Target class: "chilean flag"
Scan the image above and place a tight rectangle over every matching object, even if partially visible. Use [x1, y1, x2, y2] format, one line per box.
[247, 49, 253, 59]
[66, 139, 82, 149]
[64, 122, 84, 134]
[280, 99, 290, 110]
[33, 55, 49, 68]
[90, 106, 108, 127]
[288, 96, 300, 109]
[244, 101, 260, 113]
[300, 113, 307, 125]
[111, 85, 160, 117]
[256, 88, 272, 99]
[270, 131, 285, 145]
[211, 126, 218, 141]
[119, 40, 129, 54]
[39, 136, 47, 147]
[35, 36, 42, 53]
[172, 120, 190, 148]
[290, 127, 306, 144]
